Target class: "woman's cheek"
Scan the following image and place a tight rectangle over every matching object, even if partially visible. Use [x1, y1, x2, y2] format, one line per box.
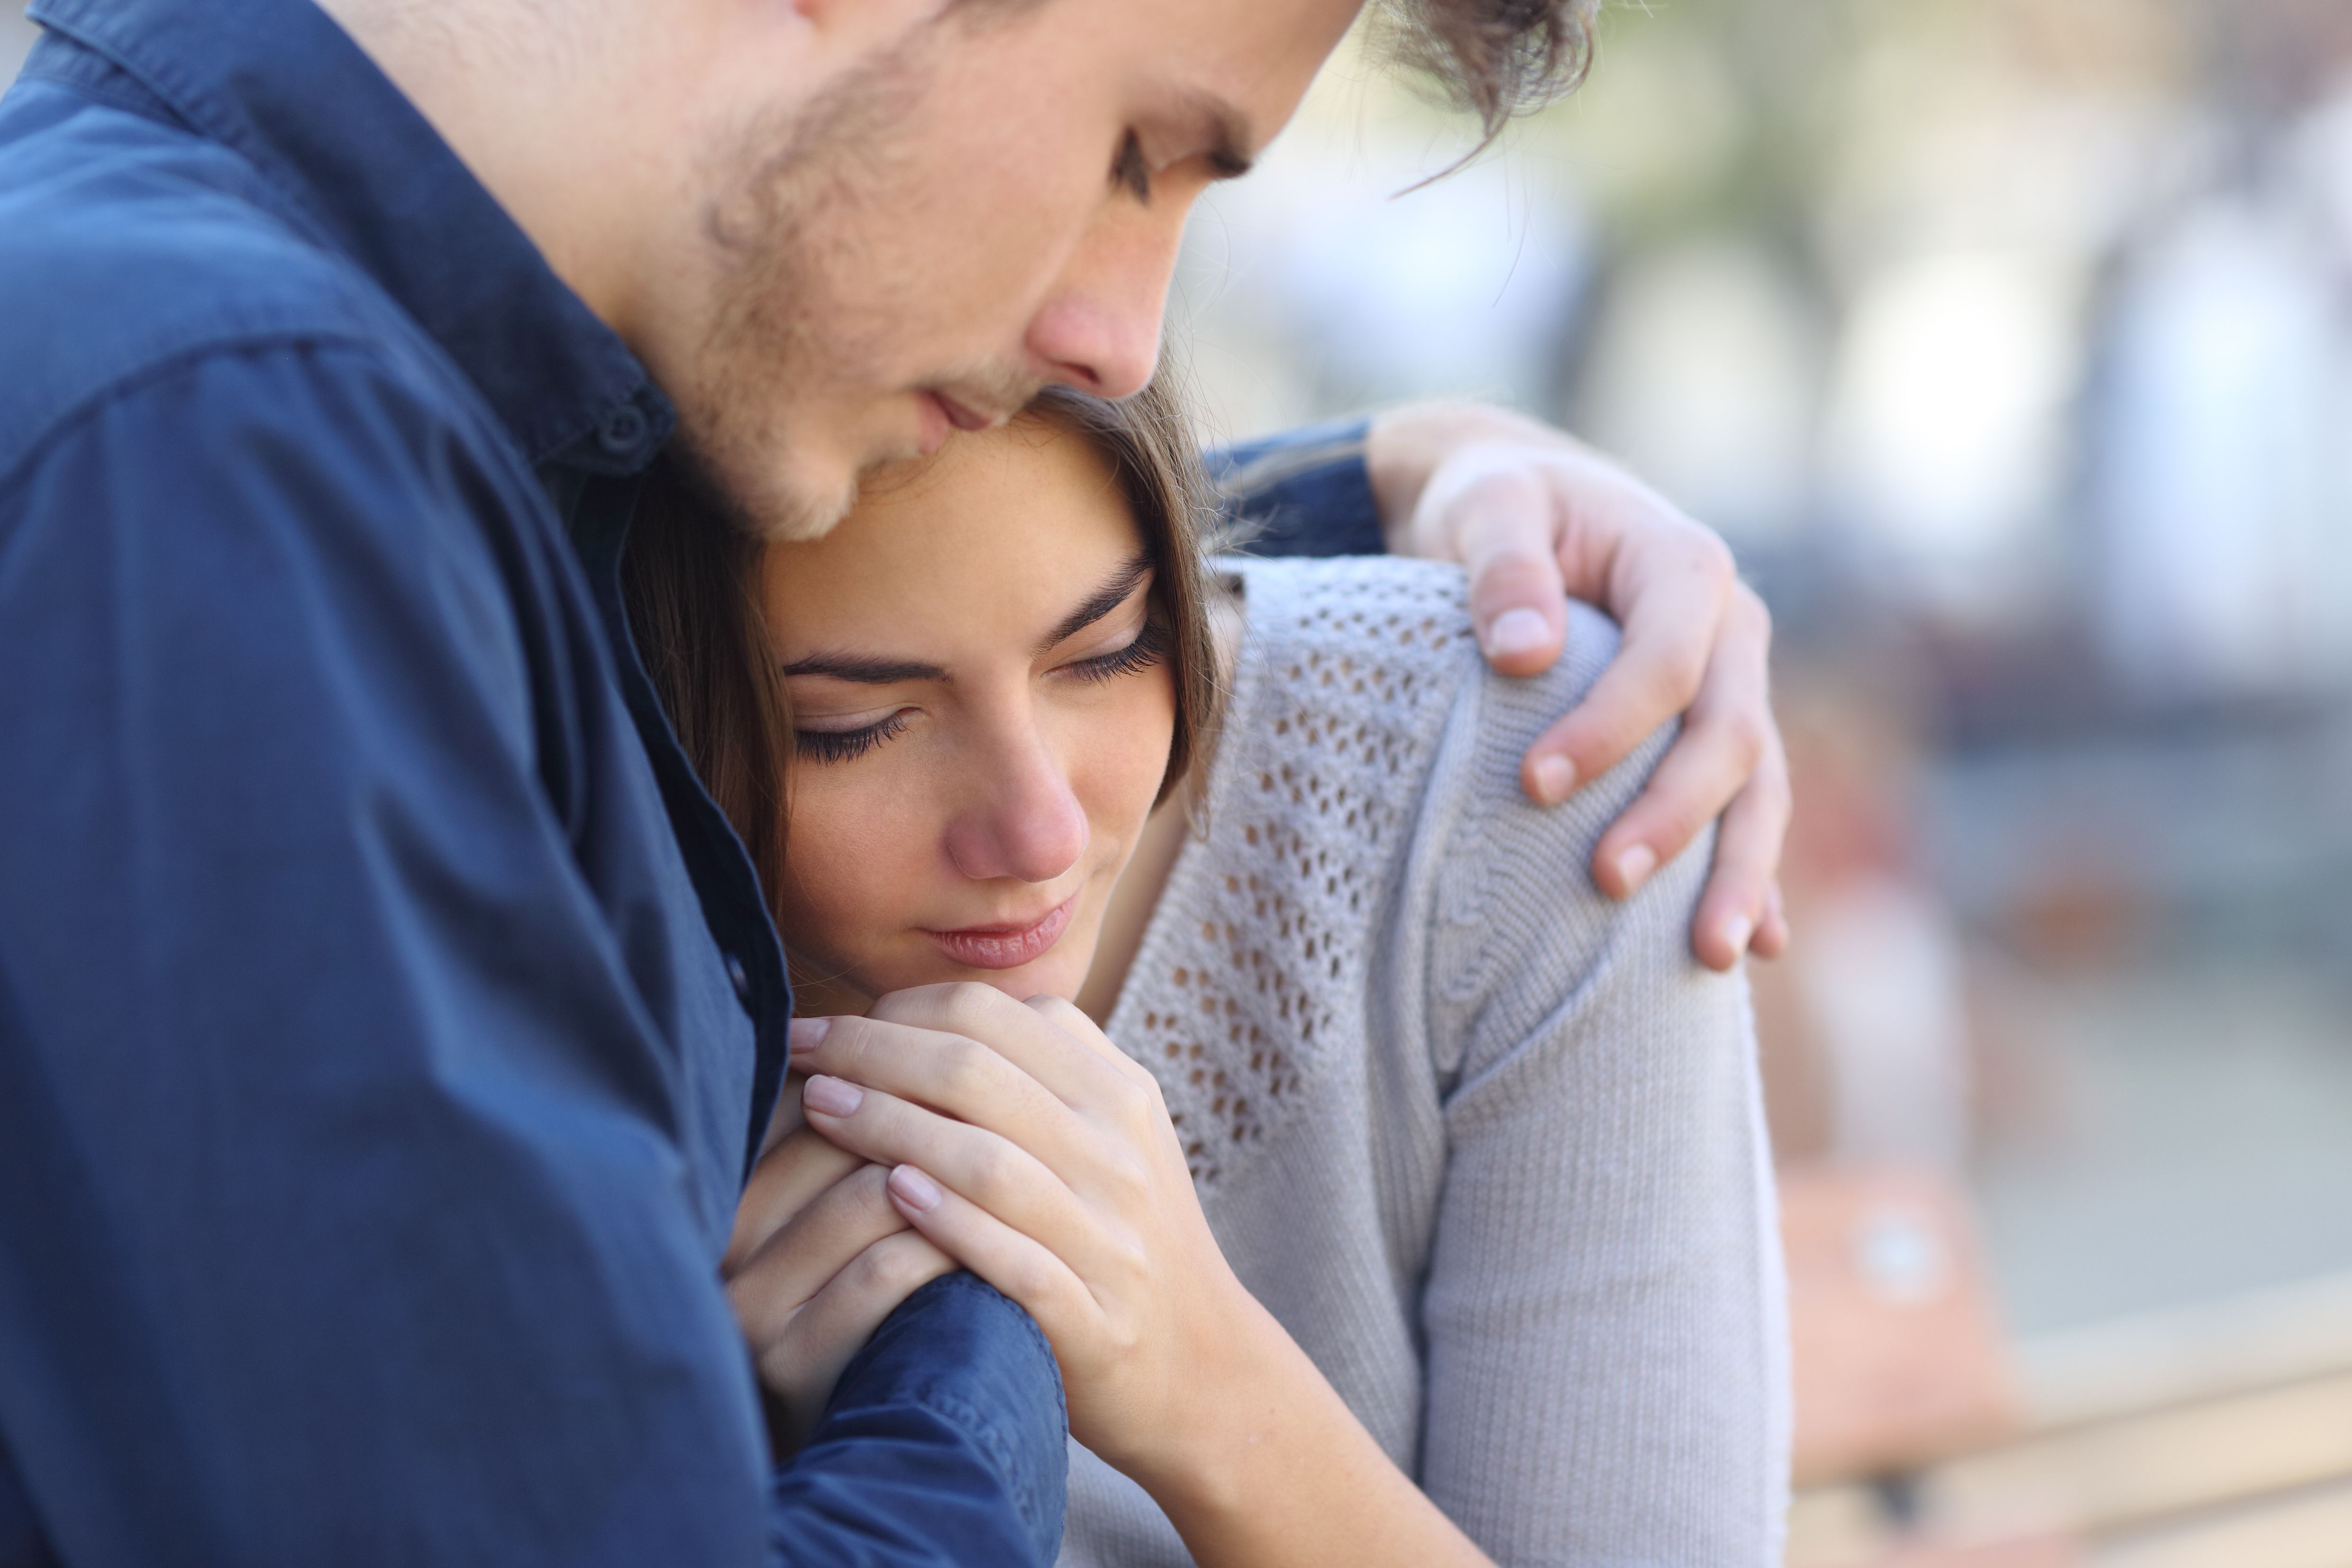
[777, 776, 922, 968]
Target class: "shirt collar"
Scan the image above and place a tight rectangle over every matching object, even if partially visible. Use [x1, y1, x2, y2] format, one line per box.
[27, 0, 674, 471]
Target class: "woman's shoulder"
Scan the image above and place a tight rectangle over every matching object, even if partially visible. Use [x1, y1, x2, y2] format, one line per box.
[1224, 555, 1698, 1076]
[1220, 553, 1633, 783]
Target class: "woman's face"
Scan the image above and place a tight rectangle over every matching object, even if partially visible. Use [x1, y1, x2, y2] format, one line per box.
[757, 418, 1177, 1009]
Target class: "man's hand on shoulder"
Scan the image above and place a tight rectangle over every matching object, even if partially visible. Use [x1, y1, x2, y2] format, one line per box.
[1366, 402, 1790, 972]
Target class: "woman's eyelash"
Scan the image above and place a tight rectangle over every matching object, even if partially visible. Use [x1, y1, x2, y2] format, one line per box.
[1069, 620, 1169, 684]
[793, 711, 910, 764]
[793, 627, 1161, 761]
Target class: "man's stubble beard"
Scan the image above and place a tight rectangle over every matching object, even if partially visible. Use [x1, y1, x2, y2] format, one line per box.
[669, 23, 1039, 544]
[669, 47, 912, 544]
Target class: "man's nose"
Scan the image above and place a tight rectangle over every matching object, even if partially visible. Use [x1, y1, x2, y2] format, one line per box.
[942, 729, 1089, 886]
[1022, 203, 1188, 400]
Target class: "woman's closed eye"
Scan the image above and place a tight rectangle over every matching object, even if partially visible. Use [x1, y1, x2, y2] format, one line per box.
[1061, 618, 1169, 685]
[794, 707, 912, 764]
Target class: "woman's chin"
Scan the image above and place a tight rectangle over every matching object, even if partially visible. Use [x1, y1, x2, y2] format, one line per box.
[916, 946, 1092, 1006]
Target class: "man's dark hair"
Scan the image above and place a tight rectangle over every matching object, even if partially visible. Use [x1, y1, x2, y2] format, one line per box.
[1379, 0, 1602, 143]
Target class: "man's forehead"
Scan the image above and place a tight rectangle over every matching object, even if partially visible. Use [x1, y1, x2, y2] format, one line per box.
[1112, 0, 1365, 162]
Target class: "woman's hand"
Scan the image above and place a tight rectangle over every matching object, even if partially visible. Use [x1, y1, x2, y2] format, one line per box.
[789, 986, 1257, 1485]
[790, 985, 1495, 1567]
[724, 1076, 956, 1454]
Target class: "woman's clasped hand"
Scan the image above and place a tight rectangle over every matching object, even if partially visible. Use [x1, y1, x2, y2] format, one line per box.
[732, 985, 1497, 1567]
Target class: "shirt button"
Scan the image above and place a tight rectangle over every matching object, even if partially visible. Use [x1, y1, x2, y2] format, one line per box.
[725, 954, 752, 1007]
[597, 404, 649, 457]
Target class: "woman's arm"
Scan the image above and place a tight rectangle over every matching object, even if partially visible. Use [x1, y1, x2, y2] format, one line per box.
[1415, 601, 1789, 1562]
[782, 985, 1500, 1568]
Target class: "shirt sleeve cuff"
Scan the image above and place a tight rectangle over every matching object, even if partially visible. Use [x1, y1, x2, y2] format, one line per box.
[770, 1273, 1067, 1567]
[1205, 417, 1384, 558]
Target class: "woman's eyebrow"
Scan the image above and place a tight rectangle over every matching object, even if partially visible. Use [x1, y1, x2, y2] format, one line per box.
[780, 653, 949, 684]
[1033, 555, 1152, 657]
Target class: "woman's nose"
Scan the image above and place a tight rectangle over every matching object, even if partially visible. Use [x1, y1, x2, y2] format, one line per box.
[942, 733, 1089, 885]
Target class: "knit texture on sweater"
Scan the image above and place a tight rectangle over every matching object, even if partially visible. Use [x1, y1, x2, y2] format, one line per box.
[1063, 556, 1789, 1568]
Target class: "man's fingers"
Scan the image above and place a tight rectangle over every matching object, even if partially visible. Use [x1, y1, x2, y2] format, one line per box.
[1751, 880, 1791, 961]
[1587, 586, 1771, 891]
[881, 1163, 1098, 1358]
[1417, 451, 1570, 677]
[1683, 749, 1792, 971]
[757, 1229, 957, 1396]
[1518, 539, 1734, 807]
[726, 1162, 910, 1339]
[726, 1121, 867, 1277]
[744, 1229, 957, 1455]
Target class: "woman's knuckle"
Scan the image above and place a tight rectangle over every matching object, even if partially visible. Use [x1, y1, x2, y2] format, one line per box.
[938, 1035, 993, 1099]
[1106, 1075, 1157, 1130]
[966, 1140, 1021, 1202]
[938, 981, 1005, 1032]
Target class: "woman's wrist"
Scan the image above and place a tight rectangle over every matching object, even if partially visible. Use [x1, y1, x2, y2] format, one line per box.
[1121, 1287, 1320, 1524]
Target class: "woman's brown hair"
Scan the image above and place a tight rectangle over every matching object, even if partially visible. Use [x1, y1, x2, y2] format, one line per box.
[621, 376, 1222, 929]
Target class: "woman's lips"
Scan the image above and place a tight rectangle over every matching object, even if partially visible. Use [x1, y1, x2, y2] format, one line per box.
[923, 895, 1076, 971]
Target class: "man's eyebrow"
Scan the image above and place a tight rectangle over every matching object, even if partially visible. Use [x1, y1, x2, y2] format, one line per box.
[1175, 88, 1255, 180]
[1035, 555, 1153, 656]
[779, 653, 949, 685]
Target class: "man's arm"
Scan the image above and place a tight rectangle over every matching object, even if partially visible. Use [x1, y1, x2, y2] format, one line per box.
[0, 345, 1057, 1567]
[1209, 404, 1789, 971]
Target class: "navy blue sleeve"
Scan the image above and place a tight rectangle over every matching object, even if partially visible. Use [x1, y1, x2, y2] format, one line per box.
[1205, 416, 1383, 557]
[771, 1274, 1067, 1566]
[0, 346, 1059, 1568]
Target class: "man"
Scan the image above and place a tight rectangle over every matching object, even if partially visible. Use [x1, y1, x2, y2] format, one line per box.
[0, 0, 1786, 1563]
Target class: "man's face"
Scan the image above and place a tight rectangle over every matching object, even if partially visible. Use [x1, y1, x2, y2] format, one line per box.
[642, 0, 1361, 539]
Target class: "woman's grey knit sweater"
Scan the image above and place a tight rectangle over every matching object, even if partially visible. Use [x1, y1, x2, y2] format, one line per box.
[1064, 556, 1789, 1567]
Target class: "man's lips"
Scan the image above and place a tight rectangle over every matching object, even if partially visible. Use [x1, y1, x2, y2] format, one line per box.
[912, 390, 1000, 457]
[922, 895, 1077, 971]
[932, 391, 999, 433]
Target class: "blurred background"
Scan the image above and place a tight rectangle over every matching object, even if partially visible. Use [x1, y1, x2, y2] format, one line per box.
[1168, 2, 2352, 1563]
[7, 0, 2350, 1562]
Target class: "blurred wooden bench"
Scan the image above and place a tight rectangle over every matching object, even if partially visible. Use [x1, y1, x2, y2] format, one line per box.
[1781, 1166, 2352, 1568]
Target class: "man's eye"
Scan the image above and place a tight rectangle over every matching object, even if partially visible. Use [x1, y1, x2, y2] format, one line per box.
[793, 711, 911, 764]
[1113, 131, 1151, 204]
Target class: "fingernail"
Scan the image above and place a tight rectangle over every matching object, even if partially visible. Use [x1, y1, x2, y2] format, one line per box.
[787, 1016, 832, 1056]
[1614, 844, 1658, 893]
[1484, 607, 1550, 660]
[889, 1165, 942, 1213]
[802, 1075, 863, 1118]
[1722, 913, 1754, 957]
[1532, 754, 1576, 805]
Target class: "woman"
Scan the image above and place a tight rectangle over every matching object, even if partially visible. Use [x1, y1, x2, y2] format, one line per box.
[624, 383, 1787, 1566]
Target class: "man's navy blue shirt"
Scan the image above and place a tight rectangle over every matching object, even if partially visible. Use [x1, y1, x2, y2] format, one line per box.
[0, 0, 1383, 1563]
